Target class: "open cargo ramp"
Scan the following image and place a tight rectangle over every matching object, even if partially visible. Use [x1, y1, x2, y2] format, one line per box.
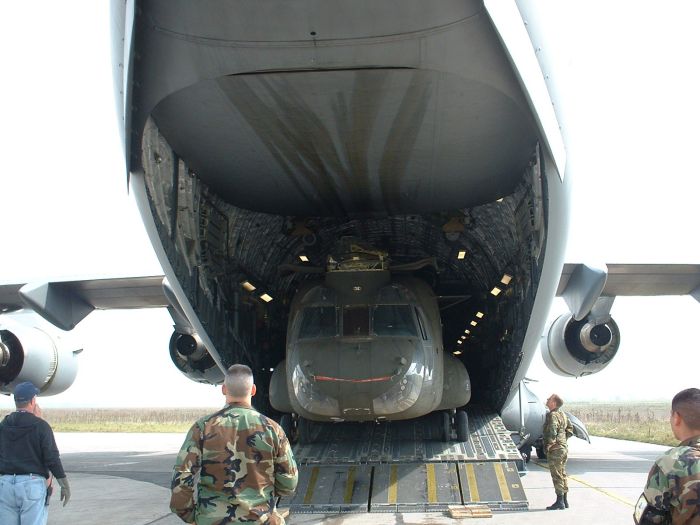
[282, 410, 528, 513]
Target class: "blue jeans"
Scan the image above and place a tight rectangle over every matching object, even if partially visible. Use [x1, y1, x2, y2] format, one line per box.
[0, 474, 48, 525]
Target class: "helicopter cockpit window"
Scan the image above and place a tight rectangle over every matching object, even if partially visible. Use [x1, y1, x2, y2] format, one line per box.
[343, 306, 370, 336]
[373, 305, 418, 337]
[298, 306, 337, 339]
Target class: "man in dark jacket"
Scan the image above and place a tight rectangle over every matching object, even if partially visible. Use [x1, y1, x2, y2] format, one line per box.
[0, 381, 70, 524]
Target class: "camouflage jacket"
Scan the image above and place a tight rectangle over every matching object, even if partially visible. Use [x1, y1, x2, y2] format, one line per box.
[543, 409, 573, 451]
[170, 402, 298, 524]
[642, 435, 700, 525]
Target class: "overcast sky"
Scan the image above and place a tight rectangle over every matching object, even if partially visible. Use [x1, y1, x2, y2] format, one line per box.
[1, 1, 699, 409]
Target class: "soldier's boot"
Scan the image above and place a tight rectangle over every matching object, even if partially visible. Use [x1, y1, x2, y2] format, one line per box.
[563, 493, 569, 508]
[546, 494, 566, 510]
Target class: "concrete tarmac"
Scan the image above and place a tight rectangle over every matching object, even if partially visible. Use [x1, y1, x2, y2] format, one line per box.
[46, 432, 667, 525]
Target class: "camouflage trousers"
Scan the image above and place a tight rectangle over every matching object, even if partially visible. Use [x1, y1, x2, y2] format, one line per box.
[547, 447, 568, 495]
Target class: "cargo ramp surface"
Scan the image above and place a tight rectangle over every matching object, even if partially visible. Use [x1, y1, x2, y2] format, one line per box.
[282, 410, 527, 513]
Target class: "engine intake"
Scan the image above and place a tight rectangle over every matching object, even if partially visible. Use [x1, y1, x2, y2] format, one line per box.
[0, 313, 80, 396]
[541, 314, 620, 377]
[169, 331, 224, 384]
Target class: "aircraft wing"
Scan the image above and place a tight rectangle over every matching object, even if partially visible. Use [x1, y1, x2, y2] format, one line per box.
[3, 264, 699, 332]
[557, 263, 700, 298]
[0, 276, 168, 330]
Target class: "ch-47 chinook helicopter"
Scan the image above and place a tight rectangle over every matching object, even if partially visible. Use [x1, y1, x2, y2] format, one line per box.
[2, 0, 700, 512]
[270, 239, 473, 443]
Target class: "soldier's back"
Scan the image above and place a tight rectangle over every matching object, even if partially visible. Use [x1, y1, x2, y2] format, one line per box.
[196, 403, 289, 523]
[647, 436, 700, 525]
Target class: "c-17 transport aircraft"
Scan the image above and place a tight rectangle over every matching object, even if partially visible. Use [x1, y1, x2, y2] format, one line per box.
[2, 0, 700, 513]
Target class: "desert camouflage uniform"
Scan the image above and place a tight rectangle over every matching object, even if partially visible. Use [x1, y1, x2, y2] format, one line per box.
[170, 402, 298, 524]
[640, 435, 700, 525]
[543, 408, 573, 495]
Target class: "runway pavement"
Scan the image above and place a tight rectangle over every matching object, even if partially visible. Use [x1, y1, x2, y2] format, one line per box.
[46, 432, 668, 525]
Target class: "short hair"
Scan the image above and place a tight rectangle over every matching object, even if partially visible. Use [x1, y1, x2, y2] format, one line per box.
[14, 400, 31, 410]
[672, 388, 700, 430]
[549, 394, 564, 408]
[225, 364, 254, 398]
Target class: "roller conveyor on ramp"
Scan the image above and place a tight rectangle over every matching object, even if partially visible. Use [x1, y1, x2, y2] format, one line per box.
[282, 410, 528, 513]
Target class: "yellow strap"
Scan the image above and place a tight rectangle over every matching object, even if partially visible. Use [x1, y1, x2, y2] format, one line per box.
[344, 467, 356, 504]
[388, 466, 398, 504]
[493, 463, 512, 501]
[303, 467, 319, 504]
[426, 463, 437, 503]
[465, 464, 479, 501]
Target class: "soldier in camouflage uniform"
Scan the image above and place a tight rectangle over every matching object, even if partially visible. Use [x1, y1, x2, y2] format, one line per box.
[636, 388, 700, 525]
[170, 364, 298, 524]
[543, 393, 573, 510]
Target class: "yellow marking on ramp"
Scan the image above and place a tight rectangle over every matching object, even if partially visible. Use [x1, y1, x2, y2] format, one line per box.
[493, 462, 512, 501]
[465, 464, 480, 501]
[388, 466, 398, 504]
[303, 467, 319, 504]
[344, 466, 356, 503]
[532, 461, 634, 507]
[426, 463, 437, 503]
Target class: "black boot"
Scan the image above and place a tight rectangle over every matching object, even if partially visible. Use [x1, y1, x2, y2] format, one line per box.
[546, 494, 566, 510]
[563, 493, 569, 508]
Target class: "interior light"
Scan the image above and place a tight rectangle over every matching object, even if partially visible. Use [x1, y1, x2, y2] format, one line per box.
[496, 198, 504, 203]
[464, 329, 470, 334]
[299, 255, 309, 262]
[490, 287, 502, 296]
[241, 281, 256, 292]
[501, 274, 512, 285]
[476, 311, 484, 319]
[457, 340, 463, 345]
[353, 285, 362, 292]
[457, 250, 467, 260]
[470, 321, 477, 327]
[460, 335, 466, 340]
[260, 293, 273, 302]
[453, 350, 462, 355]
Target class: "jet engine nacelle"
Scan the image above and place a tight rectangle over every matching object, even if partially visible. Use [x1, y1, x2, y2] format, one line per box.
[540, 313, 620, 377]
[0, 313, 81, 396]
[169, 332, 224, 384]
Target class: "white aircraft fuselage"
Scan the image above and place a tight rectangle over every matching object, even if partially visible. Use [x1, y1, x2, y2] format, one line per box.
[110, 0, 570, 425]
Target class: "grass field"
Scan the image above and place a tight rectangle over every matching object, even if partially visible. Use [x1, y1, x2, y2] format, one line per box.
[567, 401, 675, 447]
[0, 408, 217, 433]
[0, 402, 677, 446]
